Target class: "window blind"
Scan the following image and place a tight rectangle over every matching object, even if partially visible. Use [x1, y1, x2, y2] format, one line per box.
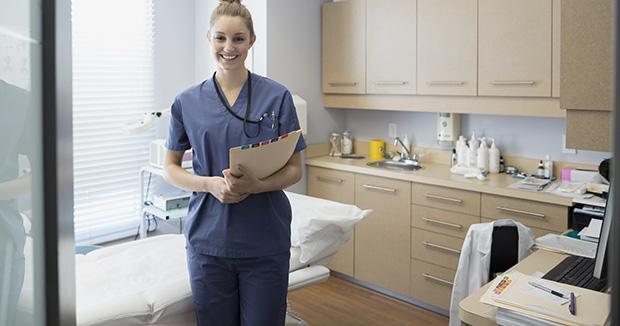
[72, 0, 155, 244]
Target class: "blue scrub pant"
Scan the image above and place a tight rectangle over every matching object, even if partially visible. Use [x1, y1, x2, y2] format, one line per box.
[187, 247, 290, 326]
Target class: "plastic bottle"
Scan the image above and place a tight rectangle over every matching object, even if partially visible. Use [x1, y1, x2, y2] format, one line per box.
[488, 139, 500, 174]
[466, 141, 477, 168]
[456, 136, 467, 166]
[544, 155, 554, 179]
[469, 132, 480, 153]
[451, 148, 457, 167]
[499, 155, 505, 173]
[476, 140, 489, 172]
[537, 160, 545, 178]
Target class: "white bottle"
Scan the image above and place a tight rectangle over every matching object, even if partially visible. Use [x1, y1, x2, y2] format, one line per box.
[466, 142, 477, 168]
[469, 131, 480, 153]
[476, 140, 489, 172]
[488, 139, 500, 174]
[456, 136, 467, 166]
[544, 155, 553, 179]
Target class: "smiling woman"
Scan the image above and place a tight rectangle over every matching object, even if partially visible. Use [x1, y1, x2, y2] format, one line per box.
[162, 1, 307, 325]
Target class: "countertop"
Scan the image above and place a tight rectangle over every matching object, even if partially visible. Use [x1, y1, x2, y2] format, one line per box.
[305, 156, 574, 207]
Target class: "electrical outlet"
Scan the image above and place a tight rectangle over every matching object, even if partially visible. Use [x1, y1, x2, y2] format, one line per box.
[388, 123, 397, 138]
[562, 134, 577, 154]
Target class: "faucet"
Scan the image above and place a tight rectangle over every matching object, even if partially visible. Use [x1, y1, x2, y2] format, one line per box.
[393, 137, 412, 161]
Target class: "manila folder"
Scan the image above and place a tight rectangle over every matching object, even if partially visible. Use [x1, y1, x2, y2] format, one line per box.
[229, 129, 301, 179]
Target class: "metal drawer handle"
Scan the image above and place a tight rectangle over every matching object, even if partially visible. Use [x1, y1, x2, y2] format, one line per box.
[427, 81, 465, 86]
[422, 273, 454, 287]
[423, 241, 461, 255]
[490, 80, 536, 86]
[376, 81, 408, 85]
[316, 176, 344, 184]
[422, 217, 463, 230]
[424, 193, 463, 204]
[496, 206, 546, 219]
[328, 82, 358, 87]
[362, 184, 397, 193]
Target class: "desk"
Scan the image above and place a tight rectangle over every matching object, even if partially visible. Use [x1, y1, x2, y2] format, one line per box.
[459, 250, 570, 325]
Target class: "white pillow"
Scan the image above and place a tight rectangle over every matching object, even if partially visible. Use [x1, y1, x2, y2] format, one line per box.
[285, 191, 371, 263]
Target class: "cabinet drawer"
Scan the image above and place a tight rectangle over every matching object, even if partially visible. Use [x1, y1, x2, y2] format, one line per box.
[412, 204, 479, 239]
[412, 183, 480, 216]
[410, 259, 456, 311]
[356, 174, 411, 211]
[481, 194, 568, 232]
[307, 167, 355, 204]
[481, 217, 553, 239]
[411, 228, 463, 270]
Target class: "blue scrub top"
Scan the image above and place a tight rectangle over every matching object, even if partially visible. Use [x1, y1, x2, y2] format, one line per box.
[166, 73, 306, 258]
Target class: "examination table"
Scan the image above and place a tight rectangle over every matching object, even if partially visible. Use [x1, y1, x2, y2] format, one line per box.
[30, 192, 369, 325]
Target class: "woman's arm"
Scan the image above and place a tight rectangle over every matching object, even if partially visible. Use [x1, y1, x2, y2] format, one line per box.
[223, 151, 303, 194]
[164, 150, 248, 203]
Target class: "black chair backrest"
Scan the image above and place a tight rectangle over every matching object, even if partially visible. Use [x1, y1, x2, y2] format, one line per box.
[489, 225, 519, 280]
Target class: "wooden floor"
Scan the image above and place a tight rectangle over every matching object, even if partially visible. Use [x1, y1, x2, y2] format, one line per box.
[288, 276, 449, 326]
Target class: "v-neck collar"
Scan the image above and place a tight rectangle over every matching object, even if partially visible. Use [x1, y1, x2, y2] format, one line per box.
[212, 72, 251, 110]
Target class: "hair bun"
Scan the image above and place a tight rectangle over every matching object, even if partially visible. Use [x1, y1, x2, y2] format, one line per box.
[221, 0, 241, 4]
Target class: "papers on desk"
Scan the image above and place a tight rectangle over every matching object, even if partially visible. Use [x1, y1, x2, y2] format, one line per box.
[480, 271, 610, 326]
[509, 176, 552, 191]
[535, 234, 598, 258]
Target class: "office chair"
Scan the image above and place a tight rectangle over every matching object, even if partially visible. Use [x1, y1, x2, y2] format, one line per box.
[489, 225, 519, 279]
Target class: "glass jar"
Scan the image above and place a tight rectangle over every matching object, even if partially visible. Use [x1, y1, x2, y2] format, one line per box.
[329, 132, 342, 157]
[341, 131, 353, 155]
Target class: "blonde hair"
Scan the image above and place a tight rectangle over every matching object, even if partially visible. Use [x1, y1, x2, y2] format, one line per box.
[210, 0, 255, 38]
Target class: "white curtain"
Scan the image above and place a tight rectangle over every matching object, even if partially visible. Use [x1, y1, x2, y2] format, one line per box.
[72, 0, 155, 244]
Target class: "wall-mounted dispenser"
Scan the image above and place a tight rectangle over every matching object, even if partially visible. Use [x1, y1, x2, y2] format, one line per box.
[437, 112, 460, 143]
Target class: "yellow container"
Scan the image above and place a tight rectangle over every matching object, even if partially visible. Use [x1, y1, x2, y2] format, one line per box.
[369, 139, 385, 159]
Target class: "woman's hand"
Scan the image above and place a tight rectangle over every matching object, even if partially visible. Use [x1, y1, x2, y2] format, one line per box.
[222, 165, 265, 195]
[206, 176, 249, 204]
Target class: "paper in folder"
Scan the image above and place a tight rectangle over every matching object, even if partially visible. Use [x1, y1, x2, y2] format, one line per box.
[229, 129, 301, 179]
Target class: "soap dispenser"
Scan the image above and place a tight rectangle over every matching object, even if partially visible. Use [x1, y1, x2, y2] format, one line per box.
[488, 139, 500, 174]
[476, 139, 489, 172]
[456, 136, 467, 166]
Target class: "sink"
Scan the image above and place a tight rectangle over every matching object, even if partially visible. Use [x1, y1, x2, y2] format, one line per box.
[366, 160, 422, 171]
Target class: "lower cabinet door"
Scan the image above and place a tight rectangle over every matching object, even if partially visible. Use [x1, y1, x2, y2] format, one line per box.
[410, 259, 456, 311]
[354, 174, 411, 295]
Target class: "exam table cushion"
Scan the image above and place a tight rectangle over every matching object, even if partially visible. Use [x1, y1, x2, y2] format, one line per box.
[285, 191, 372, 263]
[75, 235, 311, 326]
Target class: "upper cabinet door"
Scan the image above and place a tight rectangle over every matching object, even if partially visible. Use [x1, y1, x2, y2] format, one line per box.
[322, 0, 366, 94]
[478, 0, 552, 97]
[417, 0, 477, 96]
[366, 0, 416, 94]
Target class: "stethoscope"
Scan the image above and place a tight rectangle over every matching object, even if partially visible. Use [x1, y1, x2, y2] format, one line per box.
[212, 70, 268, 138]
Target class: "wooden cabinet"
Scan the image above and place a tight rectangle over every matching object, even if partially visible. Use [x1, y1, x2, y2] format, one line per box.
[552, 0, 561, 98]
[322, 0, 366, 94]
[481, 194, 569, 233]
[478, 0, 552, 97]
[354, 174, 411, 295]
[307, 167, 356, 276]
[417, 0, 477, 96]
[366, 0, 416, 94]
[410, 183, 480, 309]
[561, 0, 613, 151]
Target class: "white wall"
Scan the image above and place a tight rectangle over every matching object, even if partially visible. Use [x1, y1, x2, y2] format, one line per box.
[153, 0, 196, 137]
[344, 110, 611, 165]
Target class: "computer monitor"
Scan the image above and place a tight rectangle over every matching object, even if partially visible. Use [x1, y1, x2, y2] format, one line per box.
[594, 182, 613, 279]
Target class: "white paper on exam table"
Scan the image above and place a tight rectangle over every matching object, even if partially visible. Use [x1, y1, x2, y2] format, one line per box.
[535, 234, 597, 258]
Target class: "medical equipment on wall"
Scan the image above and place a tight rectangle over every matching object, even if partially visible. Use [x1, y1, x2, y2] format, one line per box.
[123, 108, 171, 133]
[149, 139, 192, 169]
[437, 112, 460, 143]
[152, 192, 190, 211]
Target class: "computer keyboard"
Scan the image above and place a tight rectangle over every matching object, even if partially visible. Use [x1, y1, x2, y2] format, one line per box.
[543, 255, 607, 291]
